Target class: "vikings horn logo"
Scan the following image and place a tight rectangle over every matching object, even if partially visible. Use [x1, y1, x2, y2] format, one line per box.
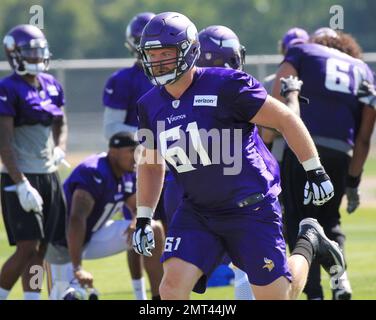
[263, 258, 275, 272]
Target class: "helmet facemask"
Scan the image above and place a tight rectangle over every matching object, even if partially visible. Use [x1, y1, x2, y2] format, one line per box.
[140, 39, 199, 86]
[5, 36, 50, 76]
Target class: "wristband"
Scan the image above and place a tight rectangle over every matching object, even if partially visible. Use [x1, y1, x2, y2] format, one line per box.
[302, 156, 322, 171]
[137, 206, 154, 219]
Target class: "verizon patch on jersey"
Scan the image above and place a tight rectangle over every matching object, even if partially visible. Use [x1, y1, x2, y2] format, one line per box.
[193, 95, 218, 107]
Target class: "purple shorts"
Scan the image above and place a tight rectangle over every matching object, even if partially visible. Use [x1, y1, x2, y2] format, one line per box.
[161, 197, 292, 293]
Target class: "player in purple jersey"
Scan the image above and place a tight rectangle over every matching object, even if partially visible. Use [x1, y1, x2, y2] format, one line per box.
[132, 12, 344, 300]
[272, 29, 375, 300]
[0, 25, 67, 300]
[44, 133, 164, 300]
[162, 24, 254, 300]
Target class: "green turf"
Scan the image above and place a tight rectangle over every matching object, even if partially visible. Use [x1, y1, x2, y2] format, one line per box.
[1, 157, 375, 300]
[364, 155, 376, 176]
[1, 207, 375, 300]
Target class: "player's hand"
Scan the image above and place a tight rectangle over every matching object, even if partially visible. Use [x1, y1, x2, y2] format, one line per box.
[15, 179, 43, 212]
[357, 80, 376, 109]
[53, 146, 71, 168]
[132, 218, 155, 257]
[345, 174, 361, 214]
[303, 167, 334, 206]
[280, 76, 303, 98]
[74, 268, 94, 288]
[346, 187, 360, 214]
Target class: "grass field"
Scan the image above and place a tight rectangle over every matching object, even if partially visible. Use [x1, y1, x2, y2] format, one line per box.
[0, 156, 375, 300]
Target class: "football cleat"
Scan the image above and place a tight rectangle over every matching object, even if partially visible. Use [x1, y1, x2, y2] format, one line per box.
[298, 218, 345, 277]
[332, 271, 352, 300]
[62, 287, 88, 300]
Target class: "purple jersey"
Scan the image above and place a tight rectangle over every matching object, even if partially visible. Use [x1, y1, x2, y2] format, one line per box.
[284, 43, 374, 146]
[0, 72, 65, 173]
[138, 67, 280, 212]
[103, 64, 153, 127]
[0, 72, 64, 126]
[63, 153, 136, 243]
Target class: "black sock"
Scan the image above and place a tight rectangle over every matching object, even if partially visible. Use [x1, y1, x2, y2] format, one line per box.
[152, 295, 161, 300]
[291, 237, 314, 267]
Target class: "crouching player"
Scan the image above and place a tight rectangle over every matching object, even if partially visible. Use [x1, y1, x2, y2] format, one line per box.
[45, 132, 164, 299]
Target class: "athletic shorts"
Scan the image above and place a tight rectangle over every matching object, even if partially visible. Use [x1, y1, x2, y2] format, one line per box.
[161, 197, 292, 293]
[1, 172, 66, 246]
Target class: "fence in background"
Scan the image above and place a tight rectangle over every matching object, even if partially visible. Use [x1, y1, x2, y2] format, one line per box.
[1, 54, 375, 154]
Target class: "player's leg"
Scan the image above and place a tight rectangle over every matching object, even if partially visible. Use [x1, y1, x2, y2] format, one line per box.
[127, 250, 147, 300]
[160, 258, 203, 299]
[159, 203, 225, 300]
[317, 147, 352, 300]
[0, 173, 50, 299]
[143, 220, 165, 300]
[281, 148, 324, 299]
[231, 264, 255, 300]
[226, 198, 345, 300]
[21, 242, 47, 300]
[0, 240, 41, 299]
[123, 205, 148, 300]
[44, 244, 73, 300]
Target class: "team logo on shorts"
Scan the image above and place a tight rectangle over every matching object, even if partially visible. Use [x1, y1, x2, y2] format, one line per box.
[263, 257, 275, 272]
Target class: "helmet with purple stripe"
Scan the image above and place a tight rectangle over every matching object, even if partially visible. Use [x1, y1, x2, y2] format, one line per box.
[197, 25, 245, 70]
[139, 12, 200, 86]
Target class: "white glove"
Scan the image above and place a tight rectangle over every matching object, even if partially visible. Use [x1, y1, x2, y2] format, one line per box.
[302, 158, 334, 206]
[132, 218, 155, 257]
[53, 146, 70, 168]
[15, 179, 43, 213]
[357, 80, 376, 109]
[280, 76, 303, 97]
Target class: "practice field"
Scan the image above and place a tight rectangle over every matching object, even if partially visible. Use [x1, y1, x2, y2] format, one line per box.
[0, 156, 375, 300]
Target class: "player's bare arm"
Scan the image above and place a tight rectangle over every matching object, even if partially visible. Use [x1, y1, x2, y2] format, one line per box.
[0, 116, 25, 183]
[252, 95, 318, 163]
[67, 188, 95, 287]
[52, 107, 68, 151]
[261, 61, 300, 143]
[346, 105, 376, 213]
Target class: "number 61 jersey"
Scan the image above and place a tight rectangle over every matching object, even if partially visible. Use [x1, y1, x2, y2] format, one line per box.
[284, 43, 374, 148]
[137, 67, 281, 213]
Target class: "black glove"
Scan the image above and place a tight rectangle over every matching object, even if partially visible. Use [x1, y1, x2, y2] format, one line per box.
[303, 167, 334, 206]
[357, 80, 376, 109]
[132, 218, 155, 257]
[345, 174, 361, 214]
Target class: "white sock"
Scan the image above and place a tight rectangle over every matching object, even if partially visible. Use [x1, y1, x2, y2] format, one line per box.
[132, 277, 147, 300]
[233, 268, 255, 300]
[24, 291, 41, 300]
[0, 287, 10, 300]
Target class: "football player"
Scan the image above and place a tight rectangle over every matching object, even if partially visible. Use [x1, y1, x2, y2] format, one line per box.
[102, 12, 167, 300]
[0, 25, 67, 300]
[132, 12, 344, 300]
[44, 132, 164, 300]
[272, 28, 375, 300]
[163, 24, 253, 300]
